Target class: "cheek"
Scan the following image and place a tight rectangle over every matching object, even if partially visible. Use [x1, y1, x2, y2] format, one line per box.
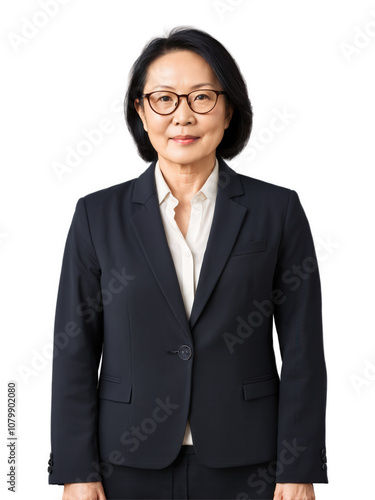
[203, 118, 226, 140]
[145, 113, 169, 137]
[149, 121, 167, 142]
[204, 109, 228, 135]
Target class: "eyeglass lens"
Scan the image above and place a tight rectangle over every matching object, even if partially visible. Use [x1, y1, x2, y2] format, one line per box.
[148, 90, 218, 114]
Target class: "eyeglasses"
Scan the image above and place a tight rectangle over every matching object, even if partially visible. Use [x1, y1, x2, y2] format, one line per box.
[140, 89, 227, 115]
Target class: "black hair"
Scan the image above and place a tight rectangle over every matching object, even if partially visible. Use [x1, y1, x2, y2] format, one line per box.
[124, 26, 253, 162]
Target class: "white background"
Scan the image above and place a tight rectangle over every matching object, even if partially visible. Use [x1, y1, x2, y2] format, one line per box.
[1, 0, 374, 498]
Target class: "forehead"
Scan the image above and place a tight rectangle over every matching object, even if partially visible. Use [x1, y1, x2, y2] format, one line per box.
[144, 50, 220, 90]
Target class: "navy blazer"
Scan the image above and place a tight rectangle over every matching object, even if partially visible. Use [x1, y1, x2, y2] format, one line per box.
[48, 156, 328, 485]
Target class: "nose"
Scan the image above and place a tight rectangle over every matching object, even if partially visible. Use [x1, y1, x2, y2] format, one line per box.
[172, 96, 196, 125]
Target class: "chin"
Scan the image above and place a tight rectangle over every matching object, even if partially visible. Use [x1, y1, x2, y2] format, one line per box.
[163, 147, 215, 165]
[161, 151, 201, 165]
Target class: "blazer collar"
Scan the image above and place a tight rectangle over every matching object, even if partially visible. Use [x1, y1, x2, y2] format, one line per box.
[132, 156, 243, 204]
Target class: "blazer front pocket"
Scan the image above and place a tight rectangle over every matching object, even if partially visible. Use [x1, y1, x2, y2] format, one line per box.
[98, 374, 132, 403]
[230, 239, 267, 257]
[242, 375, 279, 400]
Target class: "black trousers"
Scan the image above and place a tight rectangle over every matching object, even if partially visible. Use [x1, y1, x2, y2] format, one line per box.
[100, 445, 276, 500]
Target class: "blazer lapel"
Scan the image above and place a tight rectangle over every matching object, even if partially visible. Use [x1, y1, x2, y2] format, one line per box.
[189, 158, 247, 329]
[130, 157, 247, 338]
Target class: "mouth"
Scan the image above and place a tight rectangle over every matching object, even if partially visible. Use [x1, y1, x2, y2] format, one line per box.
[171, 135, 200, 145]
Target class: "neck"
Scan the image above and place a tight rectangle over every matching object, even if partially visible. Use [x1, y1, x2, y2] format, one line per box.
[157, 153, 216, 204]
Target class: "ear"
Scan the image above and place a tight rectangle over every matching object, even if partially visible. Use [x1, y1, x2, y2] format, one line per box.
[224, 103, 234, 130]
[134, 98, 148, 133]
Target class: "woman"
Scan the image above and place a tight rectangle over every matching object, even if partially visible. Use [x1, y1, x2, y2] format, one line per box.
[48, 27, 328, 500]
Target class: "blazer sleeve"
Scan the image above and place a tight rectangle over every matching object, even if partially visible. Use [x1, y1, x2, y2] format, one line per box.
[272, 190, 328, 483]
[48, 197, 104, 485]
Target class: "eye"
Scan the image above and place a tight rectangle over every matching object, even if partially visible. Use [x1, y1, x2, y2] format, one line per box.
[158, 94, 173, 102]
[194, 93, 209, 101]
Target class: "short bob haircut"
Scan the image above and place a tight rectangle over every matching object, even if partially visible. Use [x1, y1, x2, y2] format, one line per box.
[125, 26, 253, 162]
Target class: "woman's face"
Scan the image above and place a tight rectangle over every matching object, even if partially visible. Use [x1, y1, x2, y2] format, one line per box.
[135, 50, 233, 167]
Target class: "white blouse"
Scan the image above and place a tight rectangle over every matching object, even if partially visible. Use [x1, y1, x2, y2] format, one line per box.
[154, 157, 219, 445]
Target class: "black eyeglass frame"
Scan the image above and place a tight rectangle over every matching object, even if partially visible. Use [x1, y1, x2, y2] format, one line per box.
[140, 89, 227, 115]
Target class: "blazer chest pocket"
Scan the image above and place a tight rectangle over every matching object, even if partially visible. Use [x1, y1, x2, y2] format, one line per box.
[242, 375, 279, 400]
[230, 239, 267, 257]
[98, 374, 132, 403]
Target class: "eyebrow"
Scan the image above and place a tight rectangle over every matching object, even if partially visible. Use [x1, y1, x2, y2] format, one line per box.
[150, 83, 216, 91]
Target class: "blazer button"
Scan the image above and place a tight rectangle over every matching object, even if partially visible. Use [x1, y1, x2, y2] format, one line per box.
[321, 447, 326, 456]
[178, 345, 192, 360]
[321, 463, 327, 471]
[321, 455, 327, 463]
[48, 465, 52, 473]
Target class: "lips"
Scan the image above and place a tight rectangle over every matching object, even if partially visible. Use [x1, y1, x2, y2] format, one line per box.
[171, 135, 199, 144]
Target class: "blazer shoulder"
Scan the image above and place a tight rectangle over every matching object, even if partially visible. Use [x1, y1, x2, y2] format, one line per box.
[237, 172, 296, 203]
[78, 176, 137, 210]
